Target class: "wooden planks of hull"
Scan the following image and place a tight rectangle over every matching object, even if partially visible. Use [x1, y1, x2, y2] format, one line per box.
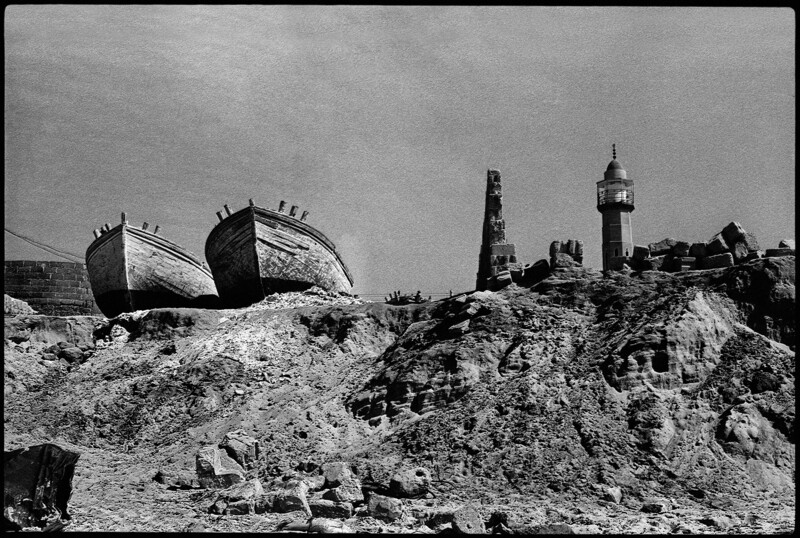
[205, 204, 354, 308]
[86, 224, 219, 318]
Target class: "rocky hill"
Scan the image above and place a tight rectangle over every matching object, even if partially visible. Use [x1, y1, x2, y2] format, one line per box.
[3, 257, 795, 533]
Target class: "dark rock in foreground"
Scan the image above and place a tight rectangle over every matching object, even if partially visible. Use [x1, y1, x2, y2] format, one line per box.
[4, 444, 80, 530]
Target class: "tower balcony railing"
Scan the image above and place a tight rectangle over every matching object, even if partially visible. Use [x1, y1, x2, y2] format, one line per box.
[597, 188, 634, 207]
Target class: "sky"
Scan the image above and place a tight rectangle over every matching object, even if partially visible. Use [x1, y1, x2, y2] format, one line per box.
[4, 6, 795, 299]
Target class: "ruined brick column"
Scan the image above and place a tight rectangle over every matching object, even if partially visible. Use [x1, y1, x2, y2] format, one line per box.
[476, 169, 518, 291]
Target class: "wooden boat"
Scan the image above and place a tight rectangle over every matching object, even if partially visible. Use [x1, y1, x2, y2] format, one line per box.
[205, 200, 354, 308]
[85, 213, 220, 317]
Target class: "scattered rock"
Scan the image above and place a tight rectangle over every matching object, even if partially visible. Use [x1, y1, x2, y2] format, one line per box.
[195, 446, 245, 489]
[672, 241, 691, 257]
[308, 499, 353, 518]
[321, 462, 356, 489]
[701, 252, 734, 269]
[721, 221, 746, 246]
[367, 493, 405, 521]
[209, 478, 263, 515]
[604, 486, 623, 504]
[451, 503, 485, 534]
[219, 430, 260, 470]
[689, 242, 707, 258]
[641, 498, 671, 513]
[764, 248, 795, 258]
[273, 480, 311, 515]
[154, 469, 201, 490]
[4, 294, 37, 315]
[58, 346, 84, 363]
[649, 238, 677, 256]
[388, 467, 431, 498]
[699, 514, 737, 529]
[320, 480, 364, 504]
[705, 233, 729, 256]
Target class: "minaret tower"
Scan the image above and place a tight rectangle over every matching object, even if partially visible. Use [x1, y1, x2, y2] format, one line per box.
[597, 144, 635, 271]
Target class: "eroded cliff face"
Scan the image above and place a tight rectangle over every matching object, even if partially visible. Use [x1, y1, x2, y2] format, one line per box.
[3, 257, 795, 532]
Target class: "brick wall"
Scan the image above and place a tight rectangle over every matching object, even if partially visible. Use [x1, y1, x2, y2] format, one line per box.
[4, 260, 102, 316]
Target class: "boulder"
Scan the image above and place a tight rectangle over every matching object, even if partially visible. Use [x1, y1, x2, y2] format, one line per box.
[367, 493, 405, 521]
[648, 238, 677, 256]
[321, 481, 364, 504]
[254, 492, 278, 514]
[219, 430, 260, 470]
[451, 503, 485, 534]
[721, 221, 746, 246]
[672, 241, 691, 257]
[273, 480, 311, 515]
[778, 239, 795, 249]
[195, 446, 245, 489]
[632, 245, 650, 261]
[764, 248, 795, 258]
[700, 515, 737, 529]
[389, 467, 431, 498]
[512, 259, 550, 287]
[154, 469, 201, 490]
[209, 479, 263, 515]
[4, 444, 80, 530]
[551, 253, 579, 269]
[641, 497, 671, 513]
[494, 270, 513, 289]
[705, 233, 729, 256]
[701, 252, 734, 269]
[689, 242, 707, 259]
[4, 295, 37, 315]
[671, 257, 696, 272]
[321, 462, 356, 489]
[730, 241, 750, 263]
[58, 347, 84, 363]
[308, 499, 353, 518]
[604, 486, 623, 504]
[742, 232, 760, 251]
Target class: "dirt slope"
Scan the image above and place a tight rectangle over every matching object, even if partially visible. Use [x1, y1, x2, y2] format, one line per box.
[4, 258, 795, 533]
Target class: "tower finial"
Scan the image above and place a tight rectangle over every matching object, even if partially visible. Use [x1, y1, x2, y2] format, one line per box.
[612, 143, 616, 160]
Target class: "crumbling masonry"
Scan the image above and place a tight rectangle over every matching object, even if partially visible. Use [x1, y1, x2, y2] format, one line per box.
[476, 169, 523, 291]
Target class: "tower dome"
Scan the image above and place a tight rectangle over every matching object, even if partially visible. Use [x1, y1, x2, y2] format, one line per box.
[606, 159, 623, 171]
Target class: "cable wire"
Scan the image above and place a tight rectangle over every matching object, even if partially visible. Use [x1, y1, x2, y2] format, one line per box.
[4, 227, 84, 264]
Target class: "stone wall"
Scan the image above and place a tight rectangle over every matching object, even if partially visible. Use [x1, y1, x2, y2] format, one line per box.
[4, 261, 101, 316]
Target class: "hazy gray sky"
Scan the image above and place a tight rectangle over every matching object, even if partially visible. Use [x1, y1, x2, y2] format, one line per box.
[5, 6, 795, 297]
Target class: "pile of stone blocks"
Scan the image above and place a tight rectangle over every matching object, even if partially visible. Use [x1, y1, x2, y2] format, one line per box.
[549, 240, 584, 269]
[616, 222, 794, 273]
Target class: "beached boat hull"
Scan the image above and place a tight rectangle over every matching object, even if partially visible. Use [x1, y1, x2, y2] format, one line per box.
[85, 224, 219, 318]
[205, 204, 354, 308]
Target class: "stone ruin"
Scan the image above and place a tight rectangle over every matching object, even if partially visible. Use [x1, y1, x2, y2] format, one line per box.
[608, 222, 795, 273]
[475, 169, 586, 292]
[550, 240, 584, 269]
[475, 170, 564, 292]
[475, 169, 523, 291]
